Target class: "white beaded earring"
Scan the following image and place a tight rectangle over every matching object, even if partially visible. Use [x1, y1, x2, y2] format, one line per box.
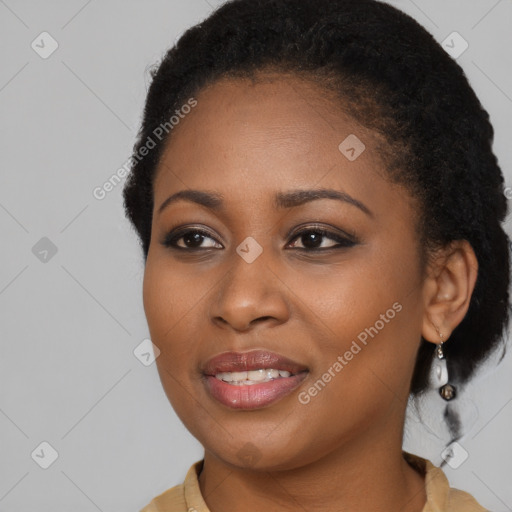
[430, 332, 456, 401]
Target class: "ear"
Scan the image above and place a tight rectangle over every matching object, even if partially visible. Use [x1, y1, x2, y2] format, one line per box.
[421, 240, 478, 343]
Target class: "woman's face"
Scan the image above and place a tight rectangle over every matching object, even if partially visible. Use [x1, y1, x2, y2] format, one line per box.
[143, 73, 427, 470]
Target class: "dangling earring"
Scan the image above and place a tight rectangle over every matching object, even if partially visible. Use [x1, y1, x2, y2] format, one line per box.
[431, 332, 456, 401]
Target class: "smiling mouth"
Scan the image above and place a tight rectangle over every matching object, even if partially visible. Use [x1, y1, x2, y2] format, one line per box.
[202, 350, 309, 409]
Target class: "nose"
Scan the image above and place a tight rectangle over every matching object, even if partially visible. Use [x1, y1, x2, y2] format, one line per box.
[209, 250, 290, 332]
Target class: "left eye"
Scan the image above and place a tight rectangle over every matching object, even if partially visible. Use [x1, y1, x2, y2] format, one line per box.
[162, 229, 222, 250]
[287, 228, 356, 250]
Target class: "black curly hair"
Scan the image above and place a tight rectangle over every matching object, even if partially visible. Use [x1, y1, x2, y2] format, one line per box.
[123, 0, 510, 425]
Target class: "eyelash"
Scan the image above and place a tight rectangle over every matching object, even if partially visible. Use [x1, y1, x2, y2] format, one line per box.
[161, 225, 358, 252]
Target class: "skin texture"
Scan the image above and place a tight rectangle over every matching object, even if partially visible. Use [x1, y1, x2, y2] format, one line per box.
[143, 73, 478, 512]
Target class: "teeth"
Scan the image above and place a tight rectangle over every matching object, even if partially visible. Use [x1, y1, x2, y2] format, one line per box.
[215, 368, 292, 384]
[229, 371, 247, 381]
[267, 369, 279, 379]
[247, 369, 266, 381]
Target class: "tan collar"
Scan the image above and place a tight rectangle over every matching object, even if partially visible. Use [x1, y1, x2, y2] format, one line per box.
[403, 451, 451, 512]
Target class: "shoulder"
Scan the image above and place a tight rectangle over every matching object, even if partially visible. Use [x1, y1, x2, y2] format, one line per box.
[426, 463, 489, 512]
[445, 486, 490, 512]
[404, 452, 489, 512]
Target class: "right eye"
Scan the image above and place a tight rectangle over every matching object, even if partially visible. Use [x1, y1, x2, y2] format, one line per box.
[161, 228, 223, 251]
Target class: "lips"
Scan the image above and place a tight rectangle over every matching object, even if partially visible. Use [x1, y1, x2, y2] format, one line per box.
[201, 350, 309, 410]
[202, 349, 308, 376]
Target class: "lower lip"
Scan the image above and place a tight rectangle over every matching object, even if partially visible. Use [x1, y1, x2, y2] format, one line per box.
[204, 372, 308, 410]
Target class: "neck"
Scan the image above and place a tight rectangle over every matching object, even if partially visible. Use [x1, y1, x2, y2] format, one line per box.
[198, 408, 426, 512]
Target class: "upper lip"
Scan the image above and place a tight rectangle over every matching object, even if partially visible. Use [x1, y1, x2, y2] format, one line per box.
[202, 349, 308, 376]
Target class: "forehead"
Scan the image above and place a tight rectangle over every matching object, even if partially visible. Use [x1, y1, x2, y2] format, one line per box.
[150, 73, 421, 234]
[154, 74, 388, 191]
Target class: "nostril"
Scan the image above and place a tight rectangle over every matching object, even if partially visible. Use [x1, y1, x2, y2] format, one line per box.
[253, 316, 273, 323]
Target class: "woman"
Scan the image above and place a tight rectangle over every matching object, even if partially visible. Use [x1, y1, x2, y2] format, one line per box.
[123, 0, 510, 510]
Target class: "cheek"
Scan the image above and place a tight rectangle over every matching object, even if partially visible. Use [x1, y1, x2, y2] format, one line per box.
[143, 262, 172, 340]
[299, 241, 423, 392]
[142, 255, 197, 359]
[295, 245, 418, 333]
[143, 250, 202, 327]
[142, 257, 205, 414]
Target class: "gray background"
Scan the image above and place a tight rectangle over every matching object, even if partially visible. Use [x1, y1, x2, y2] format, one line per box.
[0, 0, 511, 510]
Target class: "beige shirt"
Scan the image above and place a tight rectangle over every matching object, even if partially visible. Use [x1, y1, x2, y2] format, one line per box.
[140, 452, 488, 512]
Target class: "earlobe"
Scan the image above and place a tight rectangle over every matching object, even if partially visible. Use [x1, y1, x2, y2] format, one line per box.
[421, 240, 478, 344]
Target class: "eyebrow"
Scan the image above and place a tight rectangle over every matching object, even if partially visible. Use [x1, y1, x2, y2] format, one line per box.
[157, 188, 373, 217]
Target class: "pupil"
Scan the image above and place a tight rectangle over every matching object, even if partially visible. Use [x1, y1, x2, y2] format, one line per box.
[185, 232, 204, 247]
[303, 232, 322, 248]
